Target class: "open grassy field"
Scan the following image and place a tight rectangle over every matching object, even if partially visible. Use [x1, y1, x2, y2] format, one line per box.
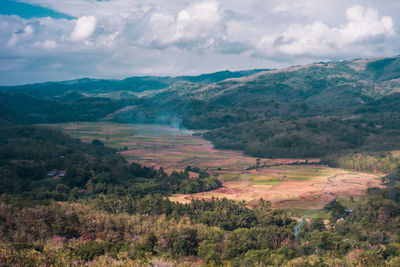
[220, 165, 344, 185]
[41, 122, 317, 174]
[42, 122, 385, 209]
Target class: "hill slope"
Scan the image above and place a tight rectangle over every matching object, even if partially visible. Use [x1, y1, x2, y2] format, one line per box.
[1, 56, 400, 157]
[135, 56, 400, 157]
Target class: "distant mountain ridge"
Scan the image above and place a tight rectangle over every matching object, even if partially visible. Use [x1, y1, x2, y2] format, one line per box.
[0, 69, 270, 99]
[179, 56, 400, 104]
[1, 56, 400, 158]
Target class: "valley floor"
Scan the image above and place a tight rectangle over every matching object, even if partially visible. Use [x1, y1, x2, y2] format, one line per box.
[43, 122, 385, 209]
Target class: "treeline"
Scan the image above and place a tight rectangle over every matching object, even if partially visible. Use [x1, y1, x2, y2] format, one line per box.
[0, 198, 291, 266]
[2, 185, 400, 266]
[324, 151, 400, 174]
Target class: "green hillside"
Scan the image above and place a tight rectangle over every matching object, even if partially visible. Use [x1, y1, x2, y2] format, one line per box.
[1, 56, 400, 157]
[136, 56, 400, 157]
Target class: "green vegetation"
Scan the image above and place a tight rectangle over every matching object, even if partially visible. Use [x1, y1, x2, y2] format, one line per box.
[0, 125, 221, 201]
[135, 56, 400, 158]
[1, 122, 400, 266]
[218, 173, 282, 185]
[218, 165, 343, 185]
[2, 56, 400, 158]
[2, 56, 400, 265]
[324, 151, 400, 174]
[1, 175, 400, 266]
[0, 91, 130, 123]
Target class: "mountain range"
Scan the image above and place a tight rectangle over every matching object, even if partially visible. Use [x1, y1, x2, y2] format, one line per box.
[1, 56, 400, 158]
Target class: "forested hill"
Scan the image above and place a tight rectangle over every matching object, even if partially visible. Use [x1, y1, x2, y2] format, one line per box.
[1, 56, 400, 157]
[0, 124, 221, 200]
[137, 56, 400, 158]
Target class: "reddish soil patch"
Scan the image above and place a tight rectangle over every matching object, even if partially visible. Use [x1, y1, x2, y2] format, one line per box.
[213, 187, 247, 194]
[170, 171, 384, 209]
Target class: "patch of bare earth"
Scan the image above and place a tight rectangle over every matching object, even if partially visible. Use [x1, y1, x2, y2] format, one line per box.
[170, 171, 384, 209]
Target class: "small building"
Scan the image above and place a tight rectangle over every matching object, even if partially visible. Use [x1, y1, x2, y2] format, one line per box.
[47, 170, 66, 177]
[336, 217, 345, 223]
[47, 170, 59, 177]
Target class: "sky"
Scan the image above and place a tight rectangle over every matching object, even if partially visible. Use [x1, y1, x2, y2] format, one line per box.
[0, 0, 399, 85]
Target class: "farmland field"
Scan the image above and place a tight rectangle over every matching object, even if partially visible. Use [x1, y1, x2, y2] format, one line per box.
[42, 122, 385, 209]
[41, 122, 317, 173]
[170, 166, 383, 209]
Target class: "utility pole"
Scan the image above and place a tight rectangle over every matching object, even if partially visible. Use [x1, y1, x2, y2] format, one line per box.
[76, 122, 80, 139]
[242, 154, 249, 186]
[152, 142, 156, 165]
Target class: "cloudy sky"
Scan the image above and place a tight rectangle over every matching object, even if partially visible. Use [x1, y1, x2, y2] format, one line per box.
[1, 0, 399, 85]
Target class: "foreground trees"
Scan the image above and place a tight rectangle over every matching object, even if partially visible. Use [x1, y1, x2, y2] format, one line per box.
[2, 124, 400, 266]
[2, 184, 400, 266]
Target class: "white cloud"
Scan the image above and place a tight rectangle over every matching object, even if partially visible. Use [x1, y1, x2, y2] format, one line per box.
[271, 0, 337, 18]
[7, 25, 34, 46]
[24, 25, 34, 35]
[0, 1, 399, 85]
[71, 15, 97, 42]
[257, 5, 396, 58]
[98, 31, 120, 47]
[143, 1, 223, 49]
[43, 40, 57, 49]
[339, 5, 394, 44]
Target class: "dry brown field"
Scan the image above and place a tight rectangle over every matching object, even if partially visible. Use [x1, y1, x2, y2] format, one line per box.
[43, 122, 385, 209]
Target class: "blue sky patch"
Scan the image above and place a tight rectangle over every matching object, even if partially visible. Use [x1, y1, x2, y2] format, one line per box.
[1, 0, 74, 19]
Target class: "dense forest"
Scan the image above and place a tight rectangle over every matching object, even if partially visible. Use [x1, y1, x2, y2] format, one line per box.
[1, 171, 400, 265]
